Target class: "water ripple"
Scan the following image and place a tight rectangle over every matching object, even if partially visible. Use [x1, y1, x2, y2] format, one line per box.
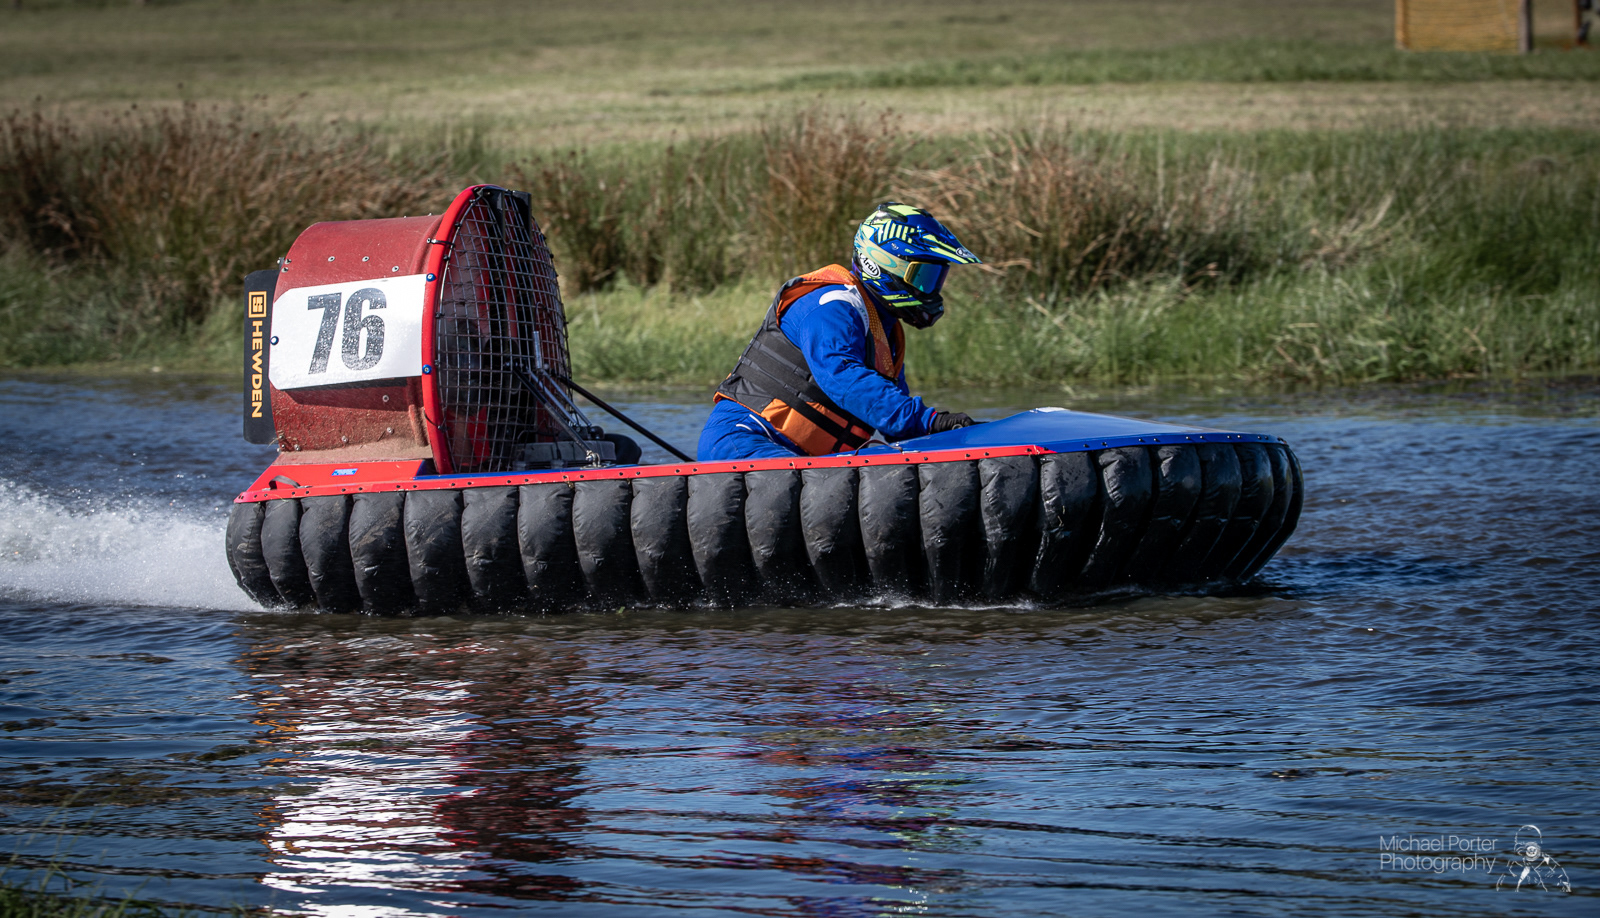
[1, 377, 1596, 916]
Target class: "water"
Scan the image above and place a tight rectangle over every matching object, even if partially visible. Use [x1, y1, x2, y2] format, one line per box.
[1, 373, 1596, 917]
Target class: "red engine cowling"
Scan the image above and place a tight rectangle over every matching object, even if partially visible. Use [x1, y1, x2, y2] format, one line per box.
[256, 185, 595, 475]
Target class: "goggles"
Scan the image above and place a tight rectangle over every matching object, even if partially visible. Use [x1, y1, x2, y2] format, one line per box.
[900, 260, 949, 295]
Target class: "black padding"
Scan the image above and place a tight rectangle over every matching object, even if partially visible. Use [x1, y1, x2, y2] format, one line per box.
[1120, 445, 1201, 584]
[1200, 444, 1273, 581]
[239, 443, 1299, 615]
[979, 456, 1040, 599]
[1279, 447, 1304, 548]
[1238, 444, 1301, 580]
[604, 433, 643, 465]
[350, 492, 413, 613]
[299, 495, 360, 613]
[225, 501, 281, 607]
[744, 469, 814, 603]
[799, 466, 865, 597]
[631, 476, 697, 603]
[687, 473, 753, 606]
[1164, 443, 1241, 586]
[1077, 447, 1154, 590]
[858, 465, 922, 596]
[573, 479, 642, 606]
[461, 486, 524, 610]
[518, 483, 582, 612]
[404, 490, 469, 612]
[1228, 447, 1292, 582]
[260, 498, 315, 608]
[1030, 451, 1100, 601]
[919, 460, 980, 604]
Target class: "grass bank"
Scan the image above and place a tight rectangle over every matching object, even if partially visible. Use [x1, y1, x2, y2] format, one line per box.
[0, 103, 451, 367]
[568, 264, 1600, 389]
[7, 1, 1593, 104]
[763, 39, 1600, 94]
[0, 869, 248, 918]
[1, 106, 1596, 386]
[1, 880, 169, 918]
[5, 1, 1597, 146]
[494, 116, 1600, 387]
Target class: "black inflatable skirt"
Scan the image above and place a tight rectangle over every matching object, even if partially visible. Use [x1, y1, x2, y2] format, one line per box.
[226, 409, 1302, 613]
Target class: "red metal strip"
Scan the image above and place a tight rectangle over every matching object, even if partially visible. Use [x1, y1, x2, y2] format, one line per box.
[234, 444, 1051, 503]
[241, 460, 433, 495]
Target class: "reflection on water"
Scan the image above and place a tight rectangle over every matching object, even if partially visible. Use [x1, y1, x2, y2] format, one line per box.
[1, 374, 1597, 916]
[247, 625, 593, 912]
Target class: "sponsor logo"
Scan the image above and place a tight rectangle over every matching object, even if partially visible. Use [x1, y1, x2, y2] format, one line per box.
[249, 312, 267, 418]
[331, 468, 359, 477]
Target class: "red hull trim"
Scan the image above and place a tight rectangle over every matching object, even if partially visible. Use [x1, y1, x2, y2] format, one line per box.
[235, 444, 1051, 503]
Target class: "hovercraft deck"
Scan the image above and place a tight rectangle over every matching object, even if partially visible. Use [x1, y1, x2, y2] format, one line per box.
[226, 409, 1302, 612]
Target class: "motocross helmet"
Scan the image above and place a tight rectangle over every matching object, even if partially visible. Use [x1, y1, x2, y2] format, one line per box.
[851, 202, 981, 329]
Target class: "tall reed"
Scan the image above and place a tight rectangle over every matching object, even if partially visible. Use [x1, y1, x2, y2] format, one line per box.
[904, 130, 1260, 300]
[555, 123, 1598, 386]
[517, 109, 904, 293]
[2, 105, 1595, 384]
[0, 103, 450, 347]
[517, 112, 1277, 298]
[755, 109, 905, 275]
[516, 138, 756, 293]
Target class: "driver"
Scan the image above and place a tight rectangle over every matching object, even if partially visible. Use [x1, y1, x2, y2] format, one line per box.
[698, 202, 982, 461]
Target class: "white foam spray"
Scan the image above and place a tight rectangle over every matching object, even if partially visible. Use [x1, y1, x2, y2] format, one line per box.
[0, 478, 261, 611]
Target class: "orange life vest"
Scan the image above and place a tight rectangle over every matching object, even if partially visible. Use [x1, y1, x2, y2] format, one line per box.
[714, 264, 905, 456]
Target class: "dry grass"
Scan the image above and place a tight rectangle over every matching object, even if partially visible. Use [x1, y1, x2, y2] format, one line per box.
[514, 138, 753, 292]
[556, 121, 1599, 387]
[517, 109, 905, 292]
[3, 102, 1594, 385]
[0, 103, 450, 336]
[906, 131, 1257, 298]
[517, 113, 1280, 301]
[1, 1, 1596, 382]
[754, 110, 905, 276]
[2, 0, 1594, 152]
[0, 103, 451, 362]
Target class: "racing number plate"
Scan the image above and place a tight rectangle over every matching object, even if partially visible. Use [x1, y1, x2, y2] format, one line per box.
[268, 274, 428, 391]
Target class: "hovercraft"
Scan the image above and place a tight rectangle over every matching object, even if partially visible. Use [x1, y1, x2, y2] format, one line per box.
[226, 185, 1302, 613]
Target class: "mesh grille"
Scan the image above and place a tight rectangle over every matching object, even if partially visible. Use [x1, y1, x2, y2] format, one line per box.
[434, 188, 575, 473]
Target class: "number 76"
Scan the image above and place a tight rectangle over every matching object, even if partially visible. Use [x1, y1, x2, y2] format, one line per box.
[307, 288, 387, 373]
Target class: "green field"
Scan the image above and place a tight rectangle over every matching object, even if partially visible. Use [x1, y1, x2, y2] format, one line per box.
[1, 0, 1597, 387]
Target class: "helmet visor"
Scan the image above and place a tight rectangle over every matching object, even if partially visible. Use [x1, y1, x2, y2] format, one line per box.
[901, 260, 949, 295]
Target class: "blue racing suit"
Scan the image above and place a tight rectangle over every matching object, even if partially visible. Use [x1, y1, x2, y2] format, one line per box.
[698, 282, 938, 461]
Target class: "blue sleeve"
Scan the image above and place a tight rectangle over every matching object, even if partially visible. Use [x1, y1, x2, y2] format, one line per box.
[779, 286, 937, 441]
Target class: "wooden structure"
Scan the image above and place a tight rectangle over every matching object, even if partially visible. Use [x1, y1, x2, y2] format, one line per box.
[1396, 0, 1533, 52]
